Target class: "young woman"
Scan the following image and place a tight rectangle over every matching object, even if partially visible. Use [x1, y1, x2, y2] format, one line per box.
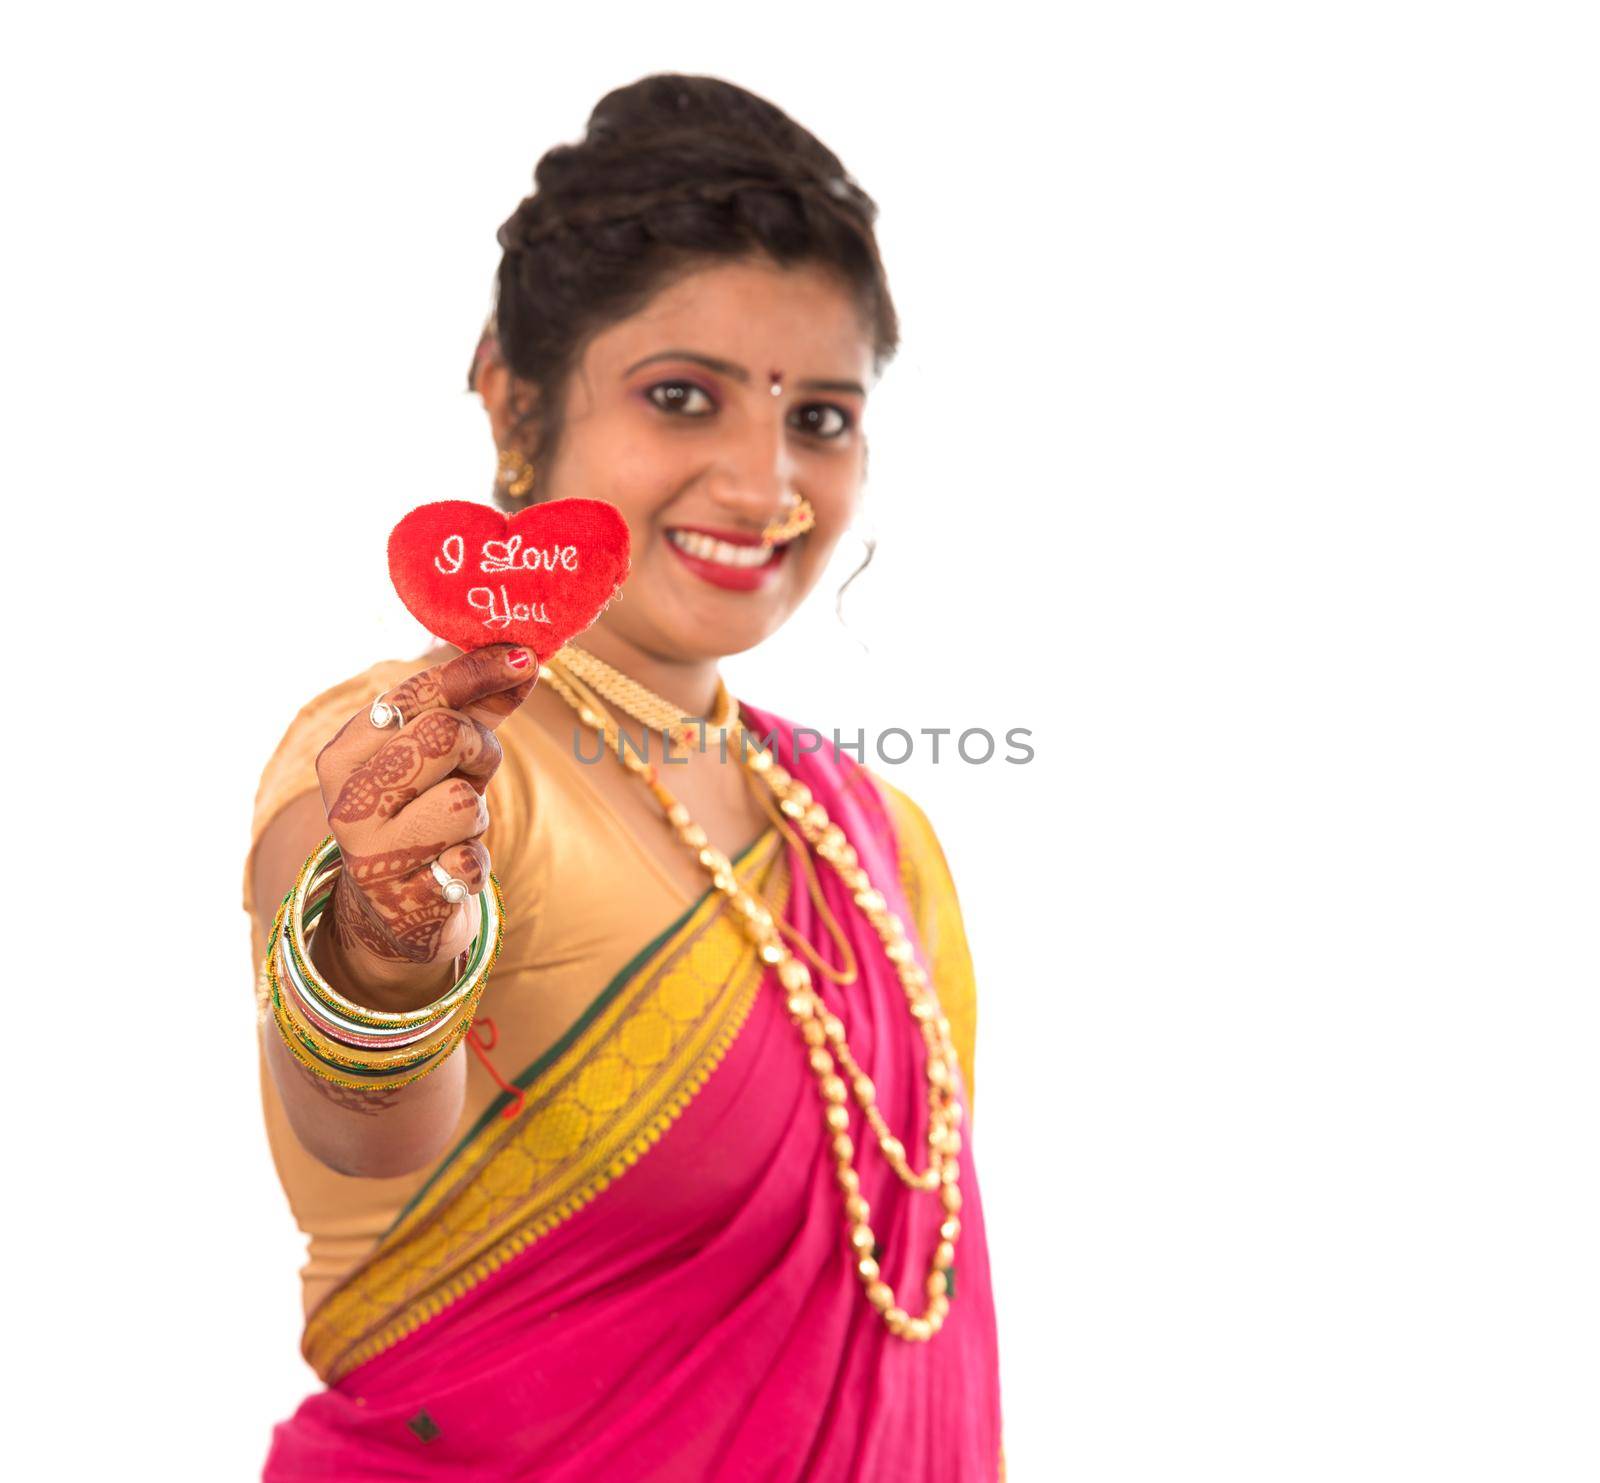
[245, 74, 1004, 1480]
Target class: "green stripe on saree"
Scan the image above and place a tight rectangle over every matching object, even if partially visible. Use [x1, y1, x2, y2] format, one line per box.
[303, 829, 790, 1383]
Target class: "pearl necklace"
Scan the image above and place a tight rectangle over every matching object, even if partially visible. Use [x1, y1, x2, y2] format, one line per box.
[540, 649, 964, 1342]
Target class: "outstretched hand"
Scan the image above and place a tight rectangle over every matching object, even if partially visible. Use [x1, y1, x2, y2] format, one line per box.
[311, 644, 537, 1002]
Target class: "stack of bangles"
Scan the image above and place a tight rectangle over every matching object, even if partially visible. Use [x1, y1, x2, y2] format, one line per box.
[260, 834, 506, 1092]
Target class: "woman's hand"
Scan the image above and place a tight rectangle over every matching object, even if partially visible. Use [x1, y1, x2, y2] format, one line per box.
[312, 643, 536, 1010]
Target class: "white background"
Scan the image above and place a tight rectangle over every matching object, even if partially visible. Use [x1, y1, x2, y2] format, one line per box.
[5, 3, 1597, 1479]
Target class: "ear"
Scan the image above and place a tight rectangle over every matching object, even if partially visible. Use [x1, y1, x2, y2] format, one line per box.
[475, 358, 537, 449]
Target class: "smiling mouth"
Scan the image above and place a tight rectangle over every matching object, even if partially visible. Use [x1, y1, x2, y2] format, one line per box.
[666, 528, 787, 569]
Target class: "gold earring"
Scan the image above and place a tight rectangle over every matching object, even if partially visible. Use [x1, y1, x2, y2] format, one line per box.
[496, 447, 536, 500]
[761, 493, 816, 545]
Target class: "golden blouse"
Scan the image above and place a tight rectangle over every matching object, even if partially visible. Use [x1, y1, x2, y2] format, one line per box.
[244, 659, 978, 1319]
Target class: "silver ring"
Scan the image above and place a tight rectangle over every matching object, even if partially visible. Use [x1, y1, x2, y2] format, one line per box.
[431, 859, 469, 905]
[370, 696, 406, 729]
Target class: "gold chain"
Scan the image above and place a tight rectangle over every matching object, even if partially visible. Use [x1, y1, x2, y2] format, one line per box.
[553, 643, 734, 748]
[538, 654, 964, 1343]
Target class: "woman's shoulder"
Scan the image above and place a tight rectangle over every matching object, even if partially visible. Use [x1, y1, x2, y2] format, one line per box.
[868, 772, 935, 844]
[740, 700, 954, 886]
[856, 769, 982, 1106]
[849, 768, 953, 886]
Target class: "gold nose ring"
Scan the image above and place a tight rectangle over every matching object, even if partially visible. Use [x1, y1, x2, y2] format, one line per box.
[761, 494, 815, 545]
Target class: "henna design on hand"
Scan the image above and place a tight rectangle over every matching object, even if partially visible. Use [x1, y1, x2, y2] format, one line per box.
[385, 671, 446, 719]
[451, 842, 489, 890]
[332, 842, 458, 965]
[345, 843, 450, 885]
[329, 730, 428, 823]
[314, 651, 524, 974]
[414, 711, 461, 759]
[371, 738, 423, 788]
[386, 910, 450, 962]
[376, 786, 419, 820]
[328, 768, 384, 824]
[450, 780, 486, 814]
[331, 875, 412, 962]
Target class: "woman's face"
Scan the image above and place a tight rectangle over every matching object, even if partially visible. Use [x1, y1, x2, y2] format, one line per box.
[492, 256, 874, 663]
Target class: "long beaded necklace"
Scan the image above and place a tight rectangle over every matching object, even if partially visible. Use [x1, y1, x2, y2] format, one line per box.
[539, 645, 965, 1342]
[553, 646, 862, 987]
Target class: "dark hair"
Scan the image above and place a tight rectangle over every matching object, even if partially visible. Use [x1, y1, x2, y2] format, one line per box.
[472, 74, 898, 552]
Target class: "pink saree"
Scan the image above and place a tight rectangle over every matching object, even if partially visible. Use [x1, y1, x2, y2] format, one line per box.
[263, 706, 1003, 1480]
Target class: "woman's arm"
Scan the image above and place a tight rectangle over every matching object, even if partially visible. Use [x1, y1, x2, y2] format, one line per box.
[251, 645, 536, 1178]
[252, 791, 469, 1178]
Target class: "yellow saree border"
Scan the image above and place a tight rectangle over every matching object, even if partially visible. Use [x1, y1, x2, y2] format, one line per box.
[877, 779, 999, 1479]
[303, 830, 790, 1384]
[876, 779, 981, 1111]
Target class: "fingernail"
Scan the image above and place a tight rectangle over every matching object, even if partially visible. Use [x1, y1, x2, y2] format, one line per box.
[507, 649, 530, 670]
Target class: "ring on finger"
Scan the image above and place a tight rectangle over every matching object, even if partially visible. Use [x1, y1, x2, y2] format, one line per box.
[431, 859, 470, 905]
[370, 695, 406, 729]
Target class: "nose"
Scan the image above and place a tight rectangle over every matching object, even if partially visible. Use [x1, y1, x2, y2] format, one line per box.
[702, 412, 798, 529]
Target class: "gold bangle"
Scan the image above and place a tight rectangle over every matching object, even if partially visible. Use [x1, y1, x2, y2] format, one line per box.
[267, 917, 494, 1090]
[282, 836, 499, 1029]
[269, 987, 475, 1093]
[269, 945, 484, 1073]
[261, 838, 508, 1090]
[276, 883, 492, 1061]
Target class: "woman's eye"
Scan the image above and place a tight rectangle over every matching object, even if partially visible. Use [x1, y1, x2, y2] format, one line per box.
[646, 380, 715, 416]
[790, 403, 853, 440]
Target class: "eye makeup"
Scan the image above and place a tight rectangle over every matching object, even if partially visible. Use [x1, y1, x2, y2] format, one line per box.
[640, 378, 719, 416]
[634, 371, 860, 439]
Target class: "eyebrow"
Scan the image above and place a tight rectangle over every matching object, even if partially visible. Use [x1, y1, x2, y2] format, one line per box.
[622, 348, 866, 398]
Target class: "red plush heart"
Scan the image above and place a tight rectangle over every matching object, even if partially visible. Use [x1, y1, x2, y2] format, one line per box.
[387, 499, 631, 658]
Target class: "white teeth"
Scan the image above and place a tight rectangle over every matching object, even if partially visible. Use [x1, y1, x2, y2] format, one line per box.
[667, 530, 779, 568]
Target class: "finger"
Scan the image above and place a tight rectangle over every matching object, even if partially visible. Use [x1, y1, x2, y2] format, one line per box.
[382, 646, 535, 732]
[380, 775, 490, 854]
[324, 709, 503, 831]
[316, 645, 532, 794]
[433, 839, 491, 897]
[463, 670, 539, 732]
[410, 709, 504, 796]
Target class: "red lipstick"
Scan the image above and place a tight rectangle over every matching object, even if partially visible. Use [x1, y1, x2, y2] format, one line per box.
[664, 526, 790, 592]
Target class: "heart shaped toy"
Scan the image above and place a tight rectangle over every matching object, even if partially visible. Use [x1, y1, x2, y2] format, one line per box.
[387, 499, 631, 657]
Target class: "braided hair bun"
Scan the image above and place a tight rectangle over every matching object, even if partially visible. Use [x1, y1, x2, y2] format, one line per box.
[476, 74, 898, 508]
